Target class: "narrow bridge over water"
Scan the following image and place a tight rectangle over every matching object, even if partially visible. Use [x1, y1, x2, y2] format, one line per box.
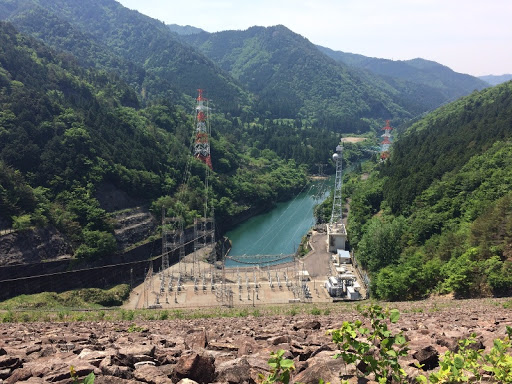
[224, 253, 295, 267]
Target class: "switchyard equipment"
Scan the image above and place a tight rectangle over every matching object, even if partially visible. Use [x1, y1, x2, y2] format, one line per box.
[327, 144, 347, 252]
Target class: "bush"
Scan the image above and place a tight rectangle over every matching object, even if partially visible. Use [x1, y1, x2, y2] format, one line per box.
[74, 230, 117, 259]
[12, 214, 32, 230]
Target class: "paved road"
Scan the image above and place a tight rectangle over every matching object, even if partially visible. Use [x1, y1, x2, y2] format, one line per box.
[302, 229, 331, 278]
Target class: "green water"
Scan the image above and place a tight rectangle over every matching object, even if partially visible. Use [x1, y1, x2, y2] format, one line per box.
[225, 176, 333, 267]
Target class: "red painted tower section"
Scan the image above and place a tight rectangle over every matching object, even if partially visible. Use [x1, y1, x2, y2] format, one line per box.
[194, 89, 212, 169]
[380, 120, 393, 160]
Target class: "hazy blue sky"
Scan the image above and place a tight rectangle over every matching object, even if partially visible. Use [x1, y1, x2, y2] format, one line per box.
[117, 0, 511, 76]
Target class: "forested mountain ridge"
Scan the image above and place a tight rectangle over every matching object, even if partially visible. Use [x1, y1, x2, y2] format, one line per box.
[168, 24, 204, 36]
[0, 0, 487, 130]
[0, 0, 250, 112]
[181, 25, 408, 127]
[181, 25, 489, 128]
[317, 45, 489, 102]
[479, 74, 512, 86]
[345, 81, 512, 300]
[383, 81, 512, 214]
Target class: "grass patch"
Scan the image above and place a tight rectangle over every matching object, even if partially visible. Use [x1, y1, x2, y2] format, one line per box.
[1, 297, 505, 324]
[0, 284, 131, 311]
[310, 307, 322, 315]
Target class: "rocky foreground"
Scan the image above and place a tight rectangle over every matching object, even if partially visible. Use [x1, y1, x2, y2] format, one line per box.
[0, 299, 510, 383]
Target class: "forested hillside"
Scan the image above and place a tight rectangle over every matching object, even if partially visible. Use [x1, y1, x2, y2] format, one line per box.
[0, 21, 308, 261]
[168, 24, 204, 36]
[1, 0, 486, 130]
[0, 0, 250, 112]
[180, 26, 474, 128]
[318, 45, 488, 103]
[344, 81, 512, 300]
[479, 74, 512, 86]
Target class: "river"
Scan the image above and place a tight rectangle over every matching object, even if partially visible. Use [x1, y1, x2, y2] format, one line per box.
[225, 176, 334, 267]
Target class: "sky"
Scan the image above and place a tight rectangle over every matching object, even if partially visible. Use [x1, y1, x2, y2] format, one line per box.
[116, 0, 511, 77]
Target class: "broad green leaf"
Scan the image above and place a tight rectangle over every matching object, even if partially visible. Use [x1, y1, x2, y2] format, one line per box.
[389, 309, 400, 323]
[395, 334, 406, 344]
[83, 373, 95, 384]
[454, 355, 464, 369]
[280, 359, 295, 369]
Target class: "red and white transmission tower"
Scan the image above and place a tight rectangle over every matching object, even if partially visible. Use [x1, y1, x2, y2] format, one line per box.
[380, 120, 393, 160]
[193, 89, 215, 271]
[194, 89, 212, 170]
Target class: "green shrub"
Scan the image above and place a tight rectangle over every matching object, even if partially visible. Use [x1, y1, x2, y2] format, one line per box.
[159, 310, 169, 320]
[259, 349, 295, 384]
[330, 304, 408, 383]
[12, 214, 32, 230]
[310, 307, 321, 315]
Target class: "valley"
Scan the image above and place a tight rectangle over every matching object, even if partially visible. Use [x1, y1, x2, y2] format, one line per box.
[0, 0, 511, 304]
[0, 0, 511, 382]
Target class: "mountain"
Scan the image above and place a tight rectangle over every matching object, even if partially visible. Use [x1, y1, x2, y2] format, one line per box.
[181, 25, 407, 128]
[479, 74, 512, 86]
[0, 0, 250, 113]
[180, 25, 489, 128]
[0, 0, 489, 130]
[317, 45, 489, 103]
[168, 24, 204, 35]
[346, 81, 512, 300]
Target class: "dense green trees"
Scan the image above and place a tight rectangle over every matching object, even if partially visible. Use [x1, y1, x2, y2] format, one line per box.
[0, 22, 312, 261]
[182, 25, 412, 124]
[319, 46, 488, 105]
[1, 0, 249, 112]
[382, 83, 512, 215]
[347, 81, 512, 300]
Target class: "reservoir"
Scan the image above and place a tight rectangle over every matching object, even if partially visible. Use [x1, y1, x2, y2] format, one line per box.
[225, 176, 333, 267]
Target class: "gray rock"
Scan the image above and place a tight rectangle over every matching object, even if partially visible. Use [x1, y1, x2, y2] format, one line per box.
[5, 367, 32, 384]
[293, 355, 345, 384]
[293, 320, 321, 331]
[215, 357, 254, 384]
[185, 328, 208, 350]
[268, 335, 290, 346]
[177, 379, 199, 384]
[0, 368, 11, 380]
[133, 364, 173, 384]
[0, 355, 21, 370]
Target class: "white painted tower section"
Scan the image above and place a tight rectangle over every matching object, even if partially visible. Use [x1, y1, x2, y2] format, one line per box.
[327, 144, 347, 252]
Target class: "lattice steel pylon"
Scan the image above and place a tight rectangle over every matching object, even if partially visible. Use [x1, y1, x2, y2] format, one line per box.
[143, 261, 153, 308]
[380, 120, 393, 160]
[327, 144, 347, 252]
[330, 145, 344, 224]
[192, 89, 215, 275]
[162, 207, 185, 275]
[194, 89, 212, 170]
